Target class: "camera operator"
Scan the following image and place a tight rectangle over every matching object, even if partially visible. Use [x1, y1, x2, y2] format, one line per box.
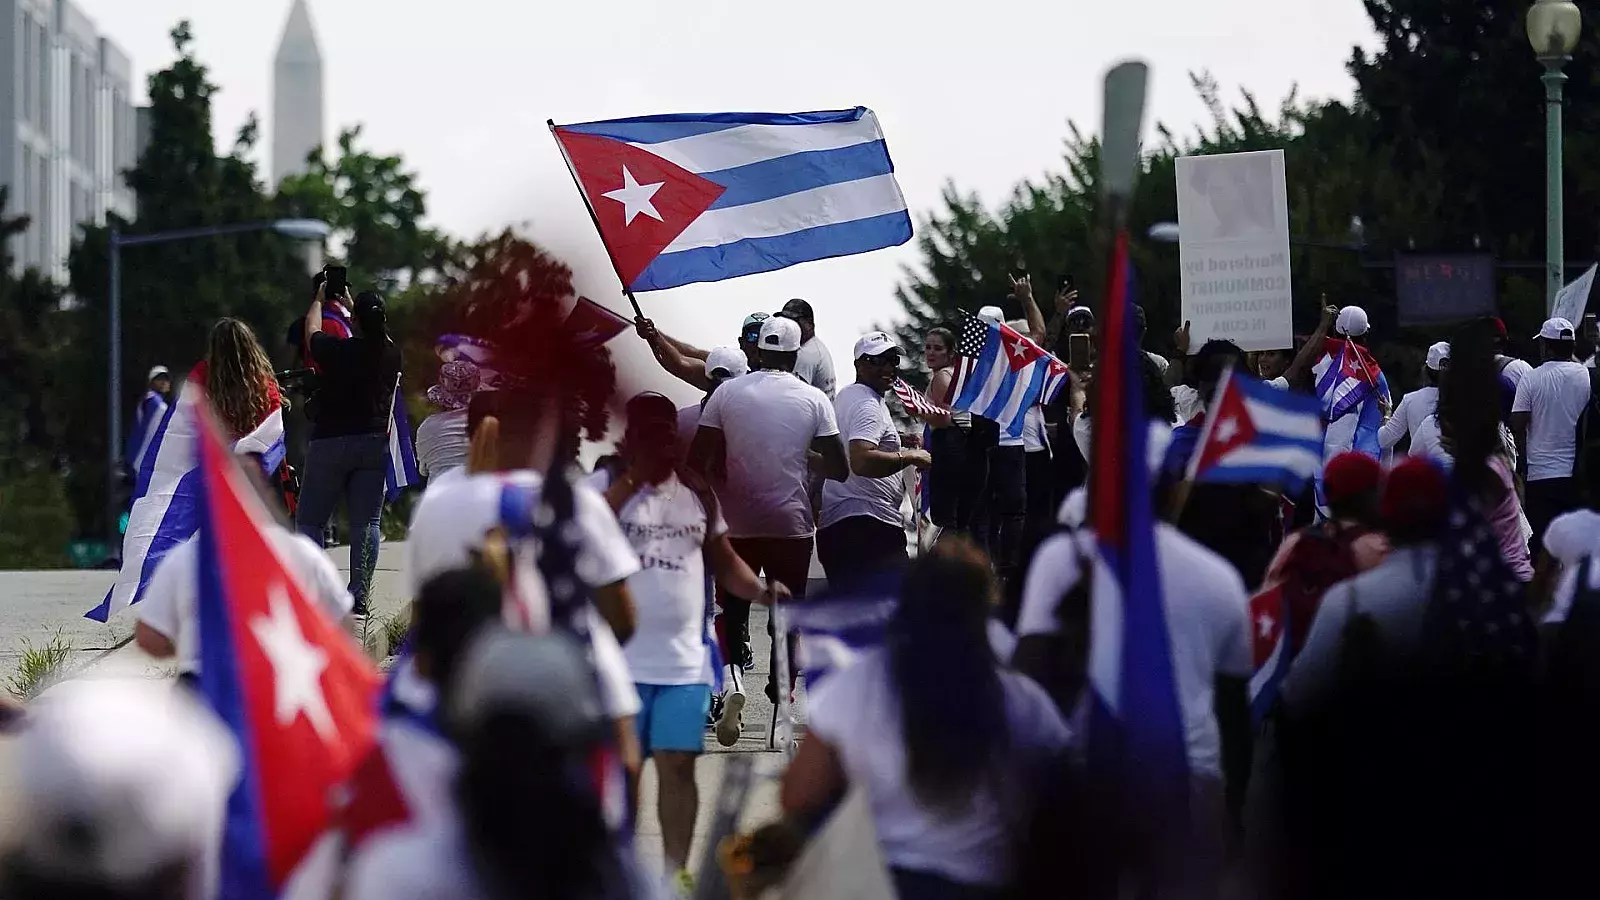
[295, 276, 402, 617]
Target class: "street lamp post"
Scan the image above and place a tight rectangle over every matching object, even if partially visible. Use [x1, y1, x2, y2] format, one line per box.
[1528, 0, 1583, 311]
[106, 218, 330, 557]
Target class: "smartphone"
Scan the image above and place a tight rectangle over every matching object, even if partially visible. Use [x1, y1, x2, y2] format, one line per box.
[1068, 332, 1092, 370]
[324, 265, 348, 299]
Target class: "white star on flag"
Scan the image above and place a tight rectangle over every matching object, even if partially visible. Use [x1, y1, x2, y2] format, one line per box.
[1008, 340, 1029, 359]
[602, 166, 664, 226]
[251, 584, 337, 744]
[1215, 416, 1240, 444]
[1257, 610, 1276, 639]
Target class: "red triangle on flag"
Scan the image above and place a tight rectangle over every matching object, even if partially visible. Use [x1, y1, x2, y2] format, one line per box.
[196, 406, 381, 887]
[554, 131, 727, 289]
[998, 325, 1045, 372]
[1190, 376, 1259, 478]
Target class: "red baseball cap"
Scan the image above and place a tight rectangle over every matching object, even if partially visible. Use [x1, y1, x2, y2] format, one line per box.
[1489, 316, 1508, 338]
[1380, 457, 1449, 532]
[1323, 452, 1383, 506]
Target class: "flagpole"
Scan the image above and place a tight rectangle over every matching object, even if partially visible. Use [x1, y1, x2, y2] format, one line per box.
[547, 119, 646, 320]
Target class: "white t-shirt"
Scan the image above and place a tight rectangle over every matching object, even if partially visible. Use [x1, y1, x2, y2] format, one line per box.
[1512, 360, 1592, 481]
[806, 650, 1071, 887]
[1379, 385, 1437, 451]
[344, 817, 486, 900]
[1022, 404, 1049, 454]
[697, 370, 840, 538]
[1016, 524, 1250, 778]
[414, 409, 469, 480]
[821, 383, 904, 530]
[405, 468, 643, 718]
[794, 336, 837, 398]
[1498, 355, 1535, 390]
[588, 470, 725, 685]
[1408, 414, 1450, 463]
[137, 529, 352, 674]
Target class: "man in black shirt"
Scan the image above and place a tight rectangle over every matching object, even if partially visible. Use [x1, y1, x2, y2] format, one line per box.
[296, 286, 402, 615]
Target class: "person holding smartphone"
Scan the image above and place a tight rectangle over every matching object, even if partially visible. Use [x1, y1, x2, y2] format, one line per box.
[296, 278, 402, 617]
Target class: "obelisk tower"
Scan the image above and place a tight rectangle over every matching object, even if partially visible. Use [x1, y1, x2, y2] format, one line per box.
[272, 0, 325, 184]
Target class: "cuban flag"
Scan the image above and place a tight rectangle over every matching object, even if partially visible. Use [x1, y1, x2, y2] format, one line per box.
[89, 368, 284, 621]
[1084, 230, 1190, 821]
[384, 378, 421, 502]
[191, 395, 381, 900]
[1187, 366, 1325, 491]
[1247, 582, 1292, 722]
[568, 295, 633, 348]
[125, 389, 168, 474]
[949, 313, 1069, 440]
[551, 108, 912, 292]
[1314, 337, 1389, 458]
[788, 576, 901, 686]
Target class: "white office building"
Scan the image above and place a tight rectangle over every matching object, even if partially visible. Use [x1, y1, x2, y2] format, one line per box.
[0, 0, 137, 281]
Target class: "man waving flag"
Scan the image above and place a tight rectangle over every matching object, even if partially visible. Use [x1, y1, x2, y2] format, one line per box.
[551, 108, 912, 292]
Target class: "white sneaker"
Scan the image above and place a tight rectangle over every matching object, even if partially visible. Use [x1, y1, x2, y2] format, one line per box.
[716, 689, 745, 747]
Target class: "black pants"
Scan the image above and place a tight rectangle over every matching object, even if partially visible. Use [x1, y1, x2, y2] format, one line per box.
[928, 426, 981, 532]
[817, 515, 908, 589]
[714, 536, 812, 694]
[986, 445, 1027, 585]
[1526, 477, 1579, 559]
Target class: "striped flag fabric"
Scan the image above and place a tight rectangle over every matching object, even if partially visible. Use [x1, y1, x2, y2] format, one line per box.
[949, 313, 1068, 440]
[384, 379, 420, 502]
[88, 368, 284, 622]
[788, 574, 901, 686]
[552, 108, 912, 292]
[1084, 228, 1190, 822]
[891, 377, 948, 417]
[1187, 366, 1325, 491]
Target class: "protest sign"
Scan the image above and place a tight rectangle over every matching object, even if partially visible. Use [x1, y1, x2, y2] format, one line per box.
[1176, 150, 1294, 352]
[1552, 263, 1597, 325]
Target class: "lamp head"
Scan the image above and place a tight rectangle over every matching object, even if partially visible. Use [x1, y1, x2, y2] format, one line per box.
[1528, 0, 1582, 59]
[270, 218, 332, 242]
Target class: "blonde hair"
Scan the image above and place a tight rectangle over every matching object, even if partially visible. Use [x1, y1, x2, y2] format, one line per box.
[205, 318, 277, 439]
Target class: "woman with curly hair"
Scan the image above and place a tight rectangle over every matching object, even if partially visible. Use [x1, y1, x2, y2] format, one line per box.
[201, 318, 282, 442]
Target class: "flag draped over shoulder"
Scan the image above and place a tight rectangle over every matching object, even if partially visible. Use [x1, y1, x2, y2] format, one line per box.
[88, 368, 283, 622]
[1315, 337, 1389, 458]
[552, 108, 912, 292]
[948, 313, 1069, 440]
[1084, 232, 1190, 820]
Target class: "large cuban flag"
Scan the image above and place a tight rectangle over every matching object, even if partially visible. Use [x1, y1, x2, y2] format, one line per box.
[88, 369, 284, 621]
[551, 108, 912, 292]
[1187, 366, 1325, 491]
[948, 312, 1070, 441]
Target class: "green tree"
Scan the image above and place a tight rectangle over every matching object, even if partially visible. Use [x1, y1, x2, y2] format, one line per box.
[0, 188, 75, 567]
[60, 22, 308, 537]
[276, 125, 449, 295]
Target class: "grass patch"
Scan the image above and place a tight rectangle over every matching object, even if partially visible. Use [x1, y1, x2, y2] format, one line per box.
[5, 630, 73, 700]
[381, 605, 412, 653]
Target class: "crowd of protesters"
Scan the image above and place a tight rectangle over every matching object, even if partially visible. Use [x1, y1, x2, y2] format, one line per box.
[8, 266, 1600, 900]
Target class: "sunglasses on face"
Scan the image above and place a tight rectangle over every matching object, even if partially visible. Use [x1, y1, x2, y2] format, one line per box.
[862, 352, 901, 368]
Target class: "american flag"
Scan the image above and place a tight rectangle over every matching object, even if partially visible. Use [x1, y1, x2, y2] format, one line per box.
[892, 378, 948, 417]
[948, 312, 1068, 440]
[1423, 499, 1537, 667]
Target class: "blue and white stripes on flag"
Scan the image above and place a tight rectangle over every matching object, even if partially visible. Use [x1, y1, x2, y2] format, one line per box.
[125, 390, 168, 476]
[385, 380, 420, 502]
[948, 313, 1069, 441]
[89, 375, 283, 622]
[553, 108, 912, 292]
[1187, 367, 1326, 491]
[788, 582, 900, 687]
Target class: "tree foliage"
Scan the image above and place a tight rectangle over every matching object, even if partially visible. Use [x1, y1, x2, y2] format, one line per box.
[894, 2, 1576, 379]
[276, 125, 449, 295]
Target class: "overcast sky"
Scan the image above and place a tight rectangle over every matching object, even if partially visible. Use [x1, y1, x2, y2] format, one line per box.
[77, 0, 1378, 406]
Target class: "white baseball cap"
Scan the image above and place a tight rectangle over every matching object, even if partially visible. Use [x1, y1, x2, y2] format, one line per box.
[978, 305, 1005, 323]
[758, 317, 803, 353]
[1537, 316, 1577, 341]
[147, 365, 170, 381]
[1425, 341, 1451, 371]
[853, 331, 900, 359]
[0, 679, 240, 887]
[1544, 509, 1600, 566]
[704, 346, 749, 379]
[1336, 305, 1370, 337]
